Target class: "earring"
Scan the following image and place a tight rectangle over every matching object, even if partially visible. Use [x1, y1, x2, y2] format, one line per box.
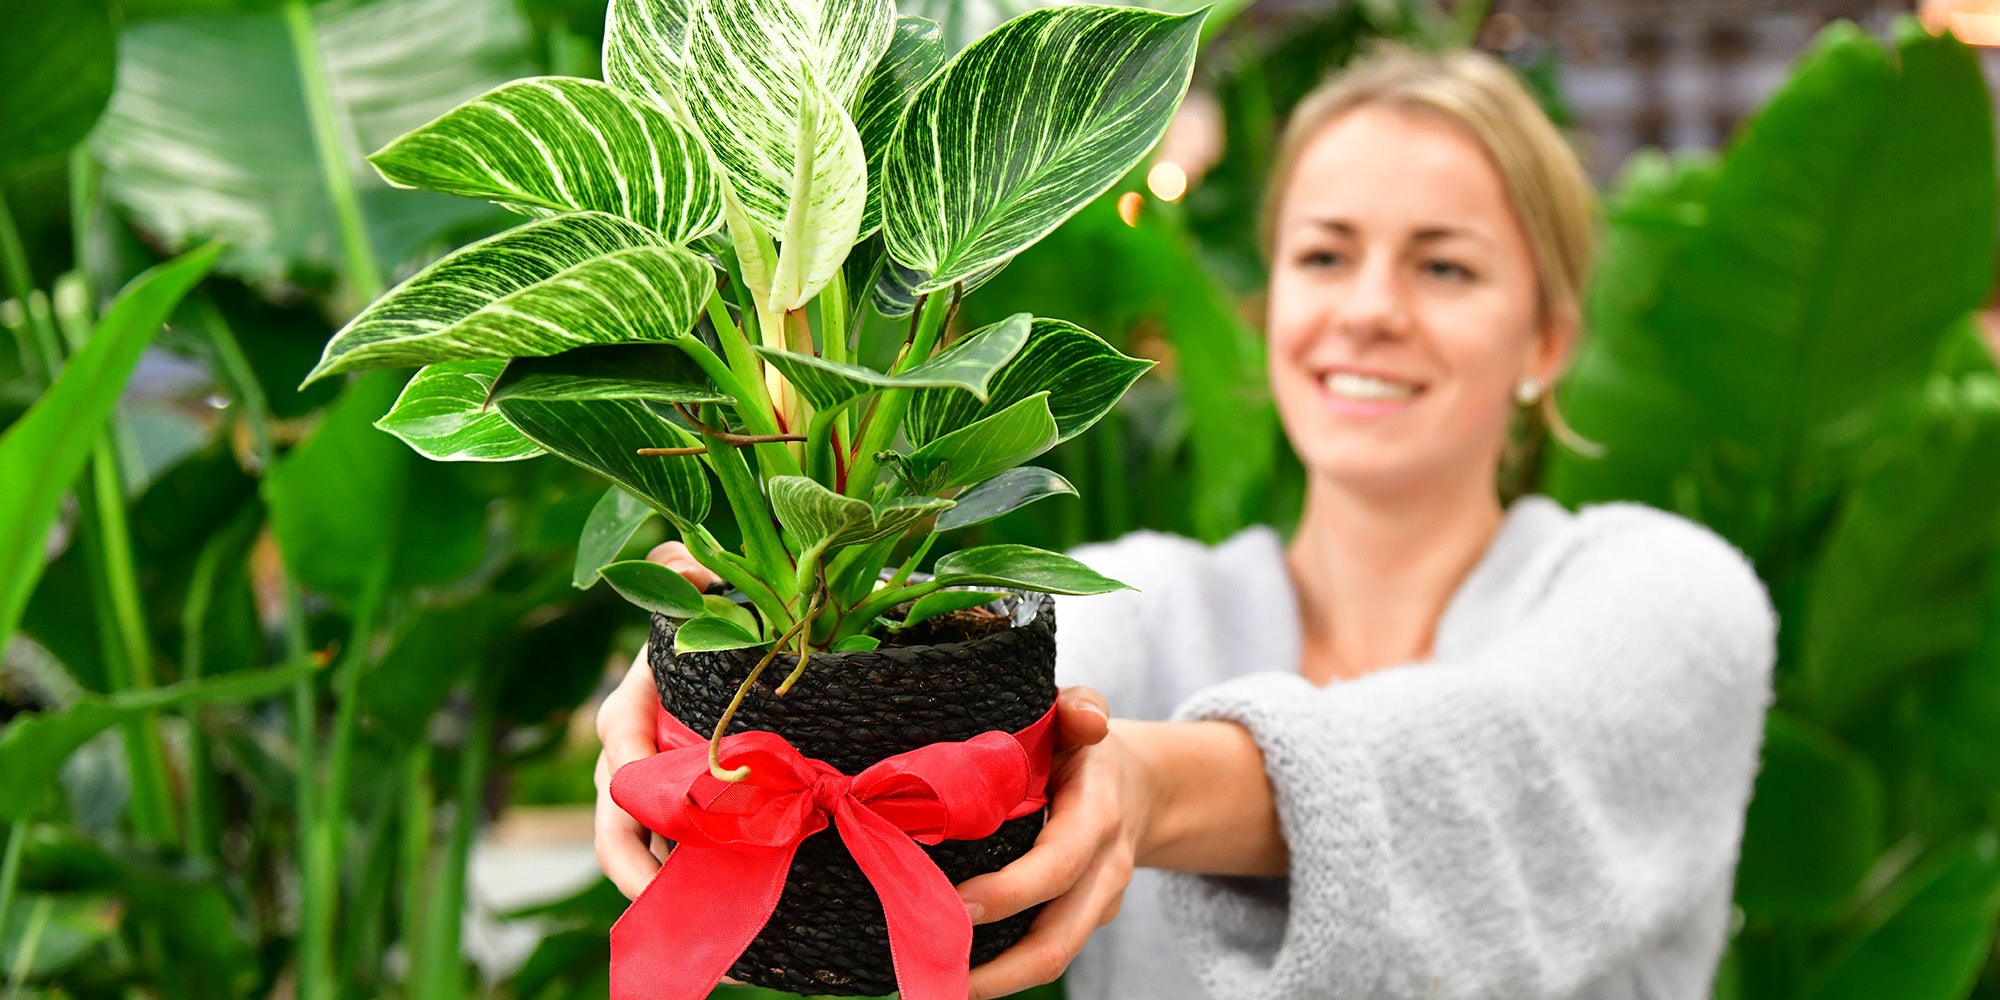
[1514, 376, 1542, 406]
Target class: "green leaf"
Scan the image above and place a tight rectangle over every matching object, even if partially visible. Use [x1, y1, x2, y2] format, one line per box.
[375, 359, 545, 462]
[935, 466, 1076, 531]
[598, 559, 706, 618]
[904, 391, 1059, 491]
[487, 343, 730, 405]
[0, 0, 117, 168]
[91, 0, 535, 290]
[573, 487, 655, 589]
[674, 614, 764, 653]
[882, 6, 1203, 291]
[1735, 712, 1884, 923]
[493, 396, 710, 529]
[304, 212, 713, 382]
[0, 243, 221, 652]
[906, 318, 1151, 447]
[853, 15, 944, 235]
[768, 476, 952, 553]
[931, 543, 1131, 595]
[702, 594, 761, 638]
[369, 76, 725, 244]
[0, 661, 313, 821]
[1803, 832, 2000, 1000]
[831, 634, 880, 652]
[895, 590, 1003, 630]
[754, 312, 1029, 412]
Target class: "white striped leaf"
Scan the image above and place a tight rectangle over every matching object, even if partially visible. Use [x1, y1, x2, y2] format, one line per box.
[491, 395, 711, 528]
[935, 466, 1076, 531]
[853, 16, 944, 236]
[903, 391, 1058, 491]
[753, 311, 1029, 411]
[303, 212, 713, 383]
[931, 543, 1131, 595]
[906, 318, 1151, 447]
[883, 6, 1203, 292]
[767, 75, 869, 311]
[602, 0, 694, 120]
[368, 77, 724, 244]
[375, 359, 546, 462]
[487, 343, 730, 404]
[769, 475, 953, 554]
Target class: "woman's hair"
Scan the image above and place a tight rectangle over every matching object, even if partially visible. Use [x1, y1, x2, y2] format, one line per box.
[1258, 43, 1603, 491]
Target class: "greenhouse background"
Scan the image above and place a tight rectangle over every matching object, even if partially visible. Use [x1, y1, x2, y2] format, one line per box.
[3, 0, 2000, 997]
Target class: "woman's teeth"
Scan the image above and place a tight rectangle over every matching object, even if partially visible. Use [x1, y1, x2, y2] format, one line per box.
[1322, 372, 1419, 401]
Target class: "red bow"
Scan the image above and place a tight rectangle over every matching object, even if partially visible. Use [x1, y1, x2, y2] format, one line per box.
[608, 698, 1057, 1000]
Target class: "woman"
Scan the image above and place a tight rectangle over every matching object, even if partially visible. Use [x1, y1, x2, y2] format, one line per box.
[595, 45, 1777, 1000]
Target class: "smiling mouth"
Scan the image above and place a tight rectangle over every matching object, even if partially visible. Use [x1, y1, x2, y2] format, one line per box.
[1319, 371, 1425, 402]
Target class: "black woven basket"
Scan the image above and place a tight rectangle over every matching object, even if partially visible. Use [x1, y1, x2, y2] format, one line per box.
[645, 586, 1058, 995]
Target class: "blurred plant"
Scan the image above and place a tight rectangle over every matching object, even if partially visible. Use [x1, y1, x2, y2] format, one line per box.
[1542, 19, 2000, 1000]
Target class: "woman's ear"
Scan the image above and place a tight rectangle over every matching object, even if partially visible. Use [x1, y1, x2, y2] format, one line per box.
[1535, 299, 1581, 384]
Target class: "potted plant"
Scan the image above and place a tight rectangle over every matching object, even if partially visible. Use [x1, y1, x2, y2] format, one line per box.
[300, 0, 1203, 994]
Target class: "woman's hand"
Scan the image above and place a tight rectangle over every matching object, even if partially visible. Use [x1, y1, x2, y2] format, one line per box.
[593, 541, 718, 899]
[960, 687, 1157, 1000]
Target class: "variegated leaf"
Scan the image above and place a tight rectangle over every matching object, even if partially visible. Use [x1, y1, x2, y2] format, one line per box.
[849, 495, 953, 546]
[935, 466, 1075, 531]
[488, 343, 730, 404]
[602, 0, 693, 117]
[931, 543, 1131, 595]
[906, 317, 1151, 447]
[754, 311, 1029, 412]
[375, 359, 545, 461]
[883, 6, 1202, 291]
[492, 395, 711, 528]
[768, 75, 869, 311]
[303, 212, 713, 383]
[903, 391, 1058, 490]
[368, 77, 724, 243]
[870, 251, 1008, 317]
[769, 475, 871, 555]
[854, 16, 944, 236]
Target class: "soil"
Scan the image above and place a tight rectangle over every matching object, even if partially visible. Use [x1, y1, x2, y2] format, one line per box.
[878, 602, 1011, 647]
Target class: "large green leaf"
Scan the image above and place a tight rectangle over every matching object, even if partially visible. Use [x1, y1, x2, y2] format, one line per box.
[1803, 832, 2000, 1000]
[598, 559, 707, 618]
[1735, 712, 1883, 923]
[303, 212, 714, 382]
[882, 5, 1202, 292]
[1799, 364, 2000, 723]
[493, 396, 710, 529]
[904, 392, 1059, 492]
[754, 312, 1029, 411]
[935, 466, 1075, 532]
[0, 0, 117, 167]
[853, 15, 944, 235]
[1645, 22, 1996, 475]
[931, 543, 1130, 595]
[91, 0, 536, 290]
[375, 359, 546, 462]
[574, 487, 656, 589]
[369, 76, 725, 244]
[0, 244, 220, 653]
[0, 661, 312, 821]
[906, 317, 1150, 447]
[487, 343, 729, 405]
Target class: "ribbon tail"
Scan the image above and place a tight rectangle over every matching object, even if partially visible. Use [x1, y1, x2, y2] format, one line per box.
[835, 801, 974, 1000]
[610, 844, 795, 1000]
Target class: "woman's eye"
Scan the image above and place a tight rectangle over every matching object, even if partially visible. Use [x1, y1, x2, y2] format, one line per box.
[1423, 259, 1474, 281]
[1297, 249, 1342, 269]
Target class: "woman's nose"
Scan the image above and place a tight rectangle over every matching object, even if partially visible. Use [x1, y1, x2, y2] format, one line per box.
[1333, 254, 1410, 340]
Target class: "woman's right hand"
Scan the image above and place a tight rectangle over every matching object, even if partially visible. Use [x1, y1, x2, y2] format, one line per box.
[593, 541, 719, 900]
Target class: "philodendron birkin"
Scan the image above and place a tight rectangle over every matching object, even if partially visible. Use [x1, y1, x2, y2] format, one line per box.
[301, 0, 1205, 776]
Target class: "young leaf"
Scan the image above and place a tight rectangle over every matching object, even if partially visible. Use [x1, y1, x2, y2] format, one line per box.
[882, 6, 1203, 291]
[894, 590, 1004, 630]
[903, 391, 1059, 490]
[768, 75, 869, 312]
[599, 559, 707, 618]
[907, 318, 1151, 447]
[573, 487, 655, 589]
[831, 634, 881, 653]
[936, 466, 1076, 531]
[303, 212, 712, 383]
[487, 343, 730, 405]
[932, 543, 1131, 595]
[493, 397, 710, 529]
[853, 15, 944, 236]
[376, 360, 546, 462]
[753, 312, 1029, 411]
[368, 76, 725, 244]
[702, 594, 762, 638]
[674, 614, 765, 653]
[769, 475, 872, 555]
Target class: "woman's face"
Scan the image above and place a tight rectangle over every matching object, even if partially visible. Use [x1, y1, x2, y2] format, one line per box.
[1266, 105, 1572, 499]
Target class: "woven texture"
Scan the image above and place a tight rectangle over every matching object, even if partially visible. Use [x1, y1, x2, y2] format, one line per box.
[646, 589, 1058, 995]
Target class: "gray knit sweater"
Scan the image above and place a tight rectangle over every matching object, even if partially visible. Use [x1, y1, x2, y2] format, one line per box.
[1049, 495, 1777, 1000]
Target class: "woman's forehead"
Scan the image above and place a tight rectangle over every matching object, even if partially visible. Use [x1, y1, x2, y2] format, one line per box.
[1280, 106, 1520, 241]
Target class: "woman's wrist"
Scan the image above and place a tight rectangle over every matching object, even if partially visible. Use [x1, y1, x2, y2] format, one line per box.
[1116, 719, 1287, 877]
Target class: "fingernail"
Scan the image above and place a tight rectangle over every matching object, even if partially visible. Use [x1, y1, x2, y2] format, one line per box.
[1074, 699, 1107, 719]
[963, 901, 984, 923]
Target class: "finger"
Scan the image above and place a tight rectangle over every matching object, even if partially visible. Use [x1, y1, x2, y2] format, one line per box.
[966, 858, 1129, 1000]
[595, 749, 662, 899]
[597, 653, 658, 770]
[1055, 686, 1109, 748]
[957, 752, 1115, 922]
[645, 541, 721, 591]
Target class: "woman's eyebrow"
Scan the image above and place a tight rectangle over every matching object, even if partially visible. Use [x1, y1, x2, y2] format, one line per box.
[1310, 218, 1493, 247]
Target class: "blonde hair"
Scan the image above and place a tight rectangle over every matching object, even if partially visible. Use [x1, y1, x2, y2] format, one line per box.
[1259, 43, 1603, 480]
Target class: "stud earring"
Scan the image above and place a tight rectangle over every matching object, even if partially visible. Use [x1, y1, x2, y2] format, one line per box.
[1514, 376, 1543, 406]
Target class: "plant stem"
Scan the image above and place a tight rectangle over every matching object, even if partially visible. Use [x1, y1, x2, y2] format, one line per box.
[2, 895, 49, 999]
[412, 683, 497, 1000]
[397, 743, 434, 982]
[703, 285, 777, 431]
[672, 334, 800, 480]
[283, 0, 383, 304]
[841, 290, 954, 500]
[0, 188, 60, 384]
[0, 821, 23, 960]
[178, 509, 257, 862]
[693, 404, 793, 594]
[707, 600, 820, 782]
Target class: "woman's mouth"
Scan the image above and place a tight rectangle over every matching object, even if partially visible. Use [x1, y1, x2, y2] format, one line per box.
[1317, 370, 1425, 418]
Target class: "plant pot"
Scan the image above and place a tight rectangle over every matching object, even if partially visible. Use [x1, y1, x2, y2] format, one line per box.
[645, 587, 1058, 995]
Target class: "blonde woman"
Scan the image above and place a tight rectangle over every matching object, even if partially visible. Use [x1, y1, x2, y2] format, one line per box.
[596, 45, 1777, 1000]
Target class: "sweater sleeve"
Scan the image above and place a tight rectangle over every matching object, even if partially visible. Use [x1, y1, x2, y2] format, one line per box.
[1158, 509, 1778, 1000]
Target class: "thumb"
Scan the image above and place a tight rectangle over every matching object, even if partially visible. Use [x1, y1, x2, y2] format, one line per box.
[1055, 685, 1110, 748]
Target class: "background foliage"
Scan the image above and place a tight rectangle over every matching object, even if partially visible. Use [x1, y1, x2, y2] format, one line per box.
[1, 1, 1997, 998]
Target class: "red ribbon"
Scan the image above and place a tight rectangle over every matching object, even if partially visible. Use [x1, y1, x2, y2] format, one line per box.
[608, 699, 1057, 1000]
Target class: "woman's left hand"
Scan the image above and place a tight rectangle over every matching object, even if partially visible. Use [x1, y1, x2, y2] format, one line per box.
[959, 686, 1156, 1000]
